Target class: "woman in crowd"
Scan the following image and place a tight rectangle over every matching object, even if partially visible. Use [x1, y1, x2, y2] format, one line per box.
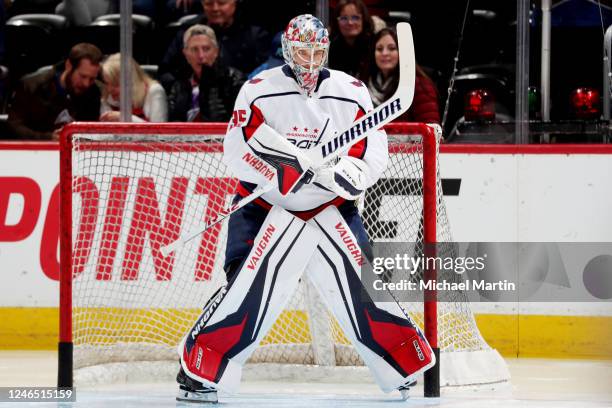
[100, 53, 168, 122]
[327, 0, 374, 80]
[367, 27, 440, 124]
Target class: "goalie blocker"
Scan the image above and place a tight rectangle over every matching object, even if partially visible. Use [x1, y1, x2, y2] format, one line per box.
[180, 206, 434, 395]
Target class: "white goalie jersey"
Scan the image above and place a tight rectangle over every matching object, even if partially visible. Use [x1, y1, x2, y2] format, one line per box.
[223, 65, 388, 214]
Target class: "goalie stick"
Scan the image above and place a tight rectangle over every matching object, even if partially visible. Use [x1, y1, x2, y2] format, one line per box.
[161, 22, 415, 256]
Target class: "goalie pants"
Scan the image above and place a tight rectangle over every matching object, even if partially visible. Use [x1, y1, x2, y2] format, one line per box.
[180, 206, 434, 393]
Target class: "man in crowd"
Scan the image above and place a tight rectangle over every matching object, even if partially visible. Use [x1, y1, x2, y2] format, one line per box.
[158, 0, 269, 90]
[7, 43, 102, 140]
[167, 24, 244, 122]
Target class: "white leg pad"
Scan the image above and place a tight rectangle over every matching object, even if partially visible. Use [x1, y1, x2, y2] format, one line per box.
[305, 206, 435, 393]
[180, 206, 321, 393]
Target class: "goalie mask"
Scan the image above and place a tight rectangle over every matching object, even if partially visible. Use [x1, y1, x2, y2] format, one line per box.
[282, 14, 329, 95]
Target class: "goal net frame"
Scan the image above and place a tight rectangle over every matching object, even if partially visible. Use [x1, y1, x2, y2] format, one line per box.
[57, 122, 508, 397]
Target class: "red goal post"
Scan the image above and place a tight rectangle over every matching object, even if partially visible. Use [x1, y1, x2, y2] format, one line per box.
[57, 122, 508, 396]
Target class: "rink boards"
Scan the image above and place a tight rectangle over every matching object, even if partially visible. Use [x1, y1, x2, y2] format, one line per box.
[0, 142, 611, 358]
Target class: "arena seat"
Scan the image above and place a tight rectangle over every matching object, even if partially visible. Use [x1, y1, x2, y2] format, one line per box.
[76, 14, 154, 63]
[6, 14, 68, 79]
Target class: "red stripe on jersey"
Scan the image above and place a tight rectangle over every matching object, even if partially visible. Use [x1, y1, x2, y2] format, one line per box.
[348, 108, 367, 159]
[242, 104, 265, 141]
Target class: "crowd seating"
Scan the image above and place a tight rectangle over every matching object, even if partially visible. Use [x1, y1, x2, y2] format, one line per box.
[6, 13, 69, 79]
[3, 12, 202, 86]
[0, 7, 410, 127]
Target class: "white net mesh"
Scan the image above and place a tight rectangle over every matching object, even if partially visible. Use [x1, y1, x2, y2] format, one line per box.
[64, 123, 508, 386]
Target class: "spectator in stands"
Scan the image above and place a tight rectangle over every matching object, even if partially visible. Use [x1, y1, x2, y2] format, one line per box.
[158, 0, 268, 91]
[167, 24, 244, 122]
[366, 28, 440, 124]
[7, 42, 102, 140]
[99, 53, 168, 122]
[328, 0, 374, 80]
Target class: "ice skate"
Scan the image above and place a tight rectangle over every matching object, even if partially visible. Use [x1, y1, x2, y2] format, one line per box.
[176, 366, 218, 403]
[398, 379, 417, 400]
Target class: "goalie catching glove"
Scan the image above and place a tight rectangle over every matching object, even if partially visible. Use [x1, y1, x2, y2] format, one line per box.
[316, 156, 368, 200]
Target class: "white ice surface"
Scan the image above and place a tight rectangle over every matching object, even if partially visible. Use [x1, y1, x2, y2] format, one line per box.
[0, 351, 610, 407]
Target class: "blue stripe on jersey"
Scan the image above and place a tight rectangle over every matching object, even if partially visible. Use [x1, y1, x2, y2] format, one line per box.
[251, 91, 301, 105]
[318, 95, 366, 114]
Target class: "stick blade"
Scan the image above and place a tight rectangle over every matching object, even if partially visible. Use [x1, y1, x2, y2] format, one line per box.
[396, 22, 416, 109]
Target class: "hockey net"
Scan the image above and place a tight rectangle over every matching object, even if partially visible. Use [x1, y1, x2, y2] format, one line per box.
[58, 122, 509, 390]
